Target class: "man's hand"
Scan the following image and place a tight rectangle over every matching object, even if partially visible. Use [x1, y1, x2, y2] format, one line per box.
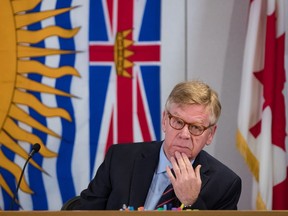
[166, 151, 202, 206]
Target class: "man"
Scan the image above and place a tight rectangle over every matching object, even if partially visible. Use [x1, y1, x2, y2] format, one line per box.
[72, 80, 241, 210]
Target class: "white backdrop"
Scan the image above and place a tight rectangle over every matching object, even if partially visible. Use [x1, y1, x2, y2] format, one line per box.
[161, 0, 252, 209]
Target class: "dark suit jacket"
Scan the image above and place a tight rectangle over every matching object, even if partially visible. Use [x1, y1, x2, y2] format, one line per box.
[73, 141, 241, 210]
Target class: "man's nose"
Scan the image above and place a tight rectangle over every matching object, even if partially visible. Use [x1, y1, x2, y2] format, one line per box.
[179, 124, 190, 138]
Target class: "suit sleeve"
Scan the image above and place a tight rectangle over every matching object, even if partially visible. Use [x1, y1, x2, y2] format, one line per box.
[216, 175, 242, 210]
[72, 146, 114, 210]
[190, 175, 242, 210]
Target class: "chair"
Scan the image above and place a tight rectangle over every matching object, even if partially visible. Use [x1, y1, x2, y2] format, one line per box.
[61, 196, 81, 210]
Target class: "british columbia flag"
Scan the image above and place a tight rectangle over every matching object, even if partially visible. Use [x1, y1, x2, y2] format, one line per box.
[0, 0, 161, 210]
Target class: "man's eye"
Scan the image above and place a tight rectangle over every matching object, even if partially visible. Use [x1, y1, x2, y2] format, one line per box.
[175, 119, 183, 125]
[190, 125, 202, 130]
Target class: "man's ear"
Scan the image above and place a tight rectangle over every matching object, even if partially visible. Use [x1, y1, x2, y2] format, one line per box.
[206, 125, 217, 145]
[161, 111, 167, 132]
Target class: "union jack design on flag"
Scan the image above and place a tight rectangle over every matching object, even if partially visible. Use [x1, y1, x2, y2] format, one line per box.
[88, 0, 161, 177]
[0, 0, 161, 210]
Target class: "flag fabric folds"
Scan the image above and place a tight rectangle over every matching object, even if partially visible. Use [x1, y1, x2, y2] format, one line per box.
[0, 0, 161, 210]
[236, 0, 288, 210]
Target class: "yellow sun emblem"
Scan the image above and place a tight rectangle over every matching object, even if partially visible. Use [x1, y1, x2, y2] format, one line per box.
[0, 0, 80, 203]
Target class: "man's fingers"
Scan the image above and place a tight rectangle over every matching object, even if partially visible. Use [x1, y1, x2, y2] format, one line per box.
[181, 152, 194, 172]
[170, 155, 181, 176]
[175, 151, 189, 175]
[175, 151, 185, 167]
[195, 164, 202, 179]
[166, 166, 176, 183]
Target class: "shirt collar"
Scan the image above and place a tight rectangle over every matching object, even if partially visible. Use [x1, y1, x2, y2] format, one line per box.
[156, 142, 172, 174]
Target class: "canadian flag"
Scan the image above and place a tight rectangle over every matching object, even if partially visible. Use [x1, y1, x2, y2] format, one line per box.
[236, 0, 288, 210]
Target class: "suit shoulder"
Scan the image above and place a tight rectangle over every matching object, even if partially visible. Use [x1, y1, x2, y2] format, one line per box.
[108, 141, 162, 154]
[199, 151, 240, 179]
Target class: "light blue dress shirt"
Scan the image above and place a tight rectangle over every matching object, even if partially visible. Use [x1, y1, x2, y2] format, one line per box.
[144, 143, 195, 210]
[144, 144, 172, 210]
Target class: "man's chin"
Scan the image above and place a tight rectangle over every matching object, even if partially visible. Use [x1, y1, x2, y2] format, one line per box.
[172, 148, 193, 159]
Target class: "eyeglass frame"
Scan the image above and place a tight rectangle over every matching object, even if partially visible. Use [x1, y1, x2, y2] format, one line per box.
[166, 111, 215, 136]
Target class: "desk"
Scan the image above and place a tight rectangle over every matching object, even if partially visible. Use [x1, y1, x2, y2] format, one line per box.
[1, 211, 288, 216]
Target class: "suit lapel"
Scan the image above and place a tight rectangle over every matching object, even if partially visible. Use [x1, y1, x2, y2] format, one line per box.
[193, 151, 210, 190]
[128, 142, 162, 208]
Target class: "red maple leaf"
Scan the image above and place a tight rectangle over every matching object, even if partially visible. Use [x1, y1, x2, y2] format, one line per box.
[249, 13, 286, 152]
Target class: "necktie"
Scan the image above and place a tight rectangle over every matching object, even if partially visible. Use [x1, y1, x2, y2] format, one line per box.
[155, 184, 177, 209]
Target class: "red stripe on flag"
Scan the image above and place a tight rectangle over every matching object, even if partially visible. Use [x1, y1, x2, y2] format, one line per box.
[117, 0, 133, 32]
[116, 0, 134, 143]
[105, 110, 114, 153]
[273, 168, 288, 209]
[271, 33, 286, 151]
[130, 45, 160, 61]
[136, 77, 152, 141]
[89, 45, 114, 62]
[117, 75, 133, 143]
[107, 0, 113, 32]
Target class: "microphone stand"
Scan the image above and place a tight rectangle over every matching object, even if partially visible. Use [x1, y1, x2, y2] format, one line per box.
[10, 155, 32, 210]
[10, 144, 41, 210]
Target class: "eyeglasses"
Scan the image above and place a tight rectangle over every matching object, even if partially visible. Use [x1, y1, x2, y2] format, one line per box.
[167, 112, 214, 136]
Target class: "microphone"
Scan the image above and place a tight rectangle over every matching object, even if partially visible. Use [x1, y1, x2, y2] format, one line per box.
[29, 143, 41, 157]
[10, 143, 41, 210]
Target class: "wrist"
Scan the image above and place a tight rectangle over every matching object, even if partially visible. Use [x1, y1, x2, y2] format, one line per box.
[180, 203, 193, 210]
